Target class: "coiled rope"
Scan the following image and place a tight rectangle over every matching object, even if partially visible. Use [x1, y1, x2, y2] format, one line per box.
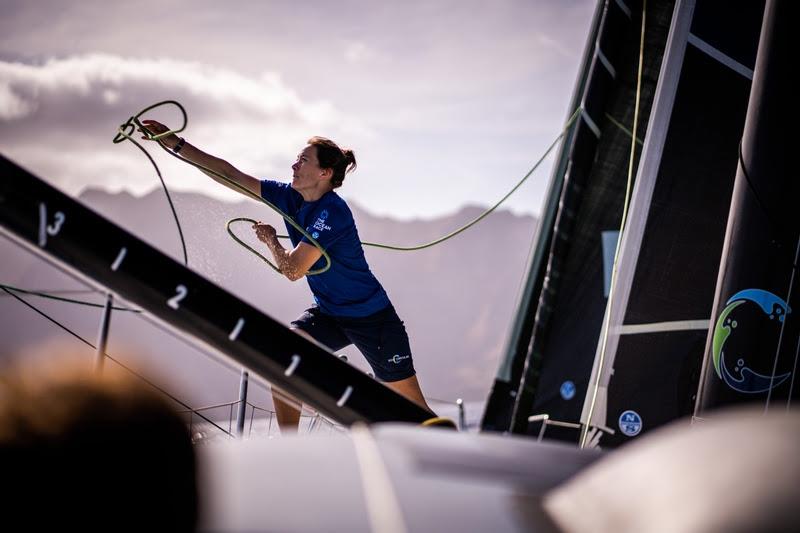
[115, 101, 582, 274]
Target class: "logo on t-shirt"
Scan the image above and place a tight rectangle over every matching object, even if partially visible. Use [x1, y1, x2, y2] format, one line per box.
[388, 354, 410, 364]
[312, 217, 332, 233]
[319, 209, 329, 220]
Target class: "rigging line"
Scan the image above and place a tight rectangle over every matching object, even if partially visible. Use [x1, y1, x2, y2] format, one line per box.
[605, 112, 644, 146]
[0, 229, 259, 422]
[360, 107, 582, 251]
[765, 233, 800, 413]
[113, 100, 188, 266]
[2, 219, 269, 416]
[118, 102, 581, 272]
[131, 307, 308, 414]
[127, 131, 189, 266]
[114, 102, 332, 276]
[0, 283, 141, 312]
[738, 140, 797, 257]
[2, 286, 93, 350]
[1, 227, 256, 385]
[0, 286, 233, 438]
[0, 288, 97, 296]
[787, 330, 800, 411]
[0, 231, 104, 296]
[224, 107, 579, 267]
[580, 0, 647, 449]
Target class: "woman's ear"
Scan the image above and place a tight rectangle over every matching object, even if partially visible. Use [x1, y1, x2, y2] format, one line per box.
[320, 167, 333, 181]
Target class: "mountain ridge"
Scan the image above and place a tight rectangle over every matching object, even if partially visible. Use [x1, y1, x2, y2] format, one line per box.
[0, 186, 538, 408]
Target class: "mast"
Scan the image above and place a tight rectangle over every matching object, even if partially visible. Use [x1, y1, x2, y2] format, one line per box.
[485, 0, 675, 439]
[481, 0, 606, 432]
[694, 0, 797, 415]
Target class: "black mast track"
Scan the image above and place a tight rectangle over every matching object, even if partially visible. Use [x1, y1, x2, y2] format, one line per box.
[0, 153, 432, 426]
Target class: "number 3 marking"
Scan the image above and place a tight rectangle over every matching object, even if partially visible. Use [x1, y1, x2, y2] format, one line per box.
[38, 203, 66, 247]
[47, 212, 65, 236]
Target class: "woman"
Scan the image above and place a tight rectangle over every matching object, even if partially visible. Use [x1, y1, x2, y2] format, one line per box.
[141, 120, 432, 431]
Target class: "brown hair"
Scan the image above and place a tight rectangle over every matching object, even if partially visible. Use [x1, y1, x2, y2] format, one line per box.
[307, 136, 357, 188]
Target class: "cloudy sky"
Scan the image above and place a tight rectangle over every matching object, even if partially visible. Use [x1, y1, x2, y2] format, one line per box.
[0, 0, 595, 220]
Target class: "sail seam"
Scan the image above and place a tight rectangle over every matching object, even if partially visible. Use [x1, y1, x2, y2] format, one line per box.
[614, 0, 632, 19]
[687, 33, 754, 79]
[597, 47, 617, 78]
[615, 319, 709, 335]
[580, 108, 602, 138]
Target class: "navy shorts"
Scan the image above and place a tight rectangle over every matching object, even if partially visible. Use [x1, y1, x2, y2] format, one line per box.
[290, 304, 416, 382]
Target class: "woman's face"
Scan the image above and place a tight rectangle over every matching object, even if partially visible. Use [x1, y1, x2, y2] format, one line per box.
[291, 145, 325, 191]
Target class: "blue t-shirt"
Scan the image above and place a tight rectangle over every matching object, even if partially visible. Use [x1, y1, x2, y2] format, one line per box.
[261, 180, 390, 317]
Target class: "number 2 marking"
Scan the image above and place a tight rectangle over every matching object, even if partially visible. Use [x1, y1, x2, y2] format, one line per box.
[167, 285, 188, 310]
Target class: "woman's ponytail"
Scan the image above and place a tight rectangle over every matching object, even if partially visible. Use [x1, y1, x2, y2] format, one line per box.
[308, 136, 356, 189]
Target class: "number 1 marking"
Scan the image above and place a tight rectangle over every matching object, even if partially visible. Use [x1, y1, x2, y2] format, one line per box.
[336, 386, 353, 407]
[38, 203, 47, 247]
[229, 318, 245, 341]
[285, 354, 301, 376]
[111, 247, 127, 271]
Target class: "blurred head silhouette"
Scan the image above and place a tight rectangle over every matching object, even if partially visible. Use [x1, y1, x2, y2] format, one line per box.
[0, 352, 198, 531]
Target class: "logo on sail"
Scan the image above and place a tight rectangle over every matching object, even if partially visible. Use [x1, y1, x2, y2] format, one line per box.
[618, 410, 642, 437]
[712, 289, 792, 394]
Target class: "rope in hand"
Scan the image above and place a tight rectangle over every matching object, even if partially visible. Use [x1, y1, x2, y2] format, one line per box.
[114, 100, 332, 275]
[114, 101, 583, 274]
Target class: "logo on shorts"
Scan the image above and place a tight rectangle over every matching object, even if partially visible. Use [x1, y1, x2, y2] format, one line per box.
[388, 354, 410, 364]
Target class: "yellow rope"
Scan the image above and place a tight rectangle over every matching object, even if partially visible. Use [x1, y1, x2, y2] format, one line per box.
[580, 0, 647, 448]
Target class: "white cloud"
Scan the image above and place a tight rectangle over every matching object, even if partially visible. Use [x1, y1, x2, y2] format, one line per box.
[344, 42, 377, 64]
[0, 54, 373, 201]
[0, 78, 37, 119]
[0, 54, 344, 126]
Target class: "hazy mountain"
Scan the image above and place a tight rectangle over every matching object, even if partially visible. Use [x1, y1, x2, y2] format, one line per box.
[0, 186, 538, 413]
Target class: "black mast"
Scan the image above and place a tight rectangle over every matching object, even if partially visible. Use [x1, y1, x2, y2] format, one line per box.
[695, 0, 797, 415]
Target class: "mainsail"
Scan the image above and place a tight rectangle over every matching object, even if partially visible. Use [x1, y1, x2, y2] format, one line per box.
[484, 0, 771, 448]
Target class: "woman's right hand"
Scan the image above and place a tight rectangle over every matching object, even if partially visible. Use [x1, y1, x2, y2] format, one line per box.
[140, 119, 179, 150]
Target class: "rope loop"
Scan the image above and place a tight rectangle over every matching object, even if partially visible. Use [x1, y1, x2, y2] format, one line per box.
[116, 100, 585, 276]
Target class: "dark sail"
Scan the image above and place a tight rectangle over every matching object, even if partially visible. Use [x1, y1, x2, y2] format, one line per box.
[485, 0, 770, 447]
[579, 0, 766, 448]
[483, 0, 675, 438]
[481, 0, 606, 432]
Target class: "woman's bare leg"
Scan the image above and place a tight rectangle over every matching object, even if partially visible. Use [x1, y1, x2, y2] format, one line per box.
[385, 375, 433, 413]
[272, 388, 301, 433]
